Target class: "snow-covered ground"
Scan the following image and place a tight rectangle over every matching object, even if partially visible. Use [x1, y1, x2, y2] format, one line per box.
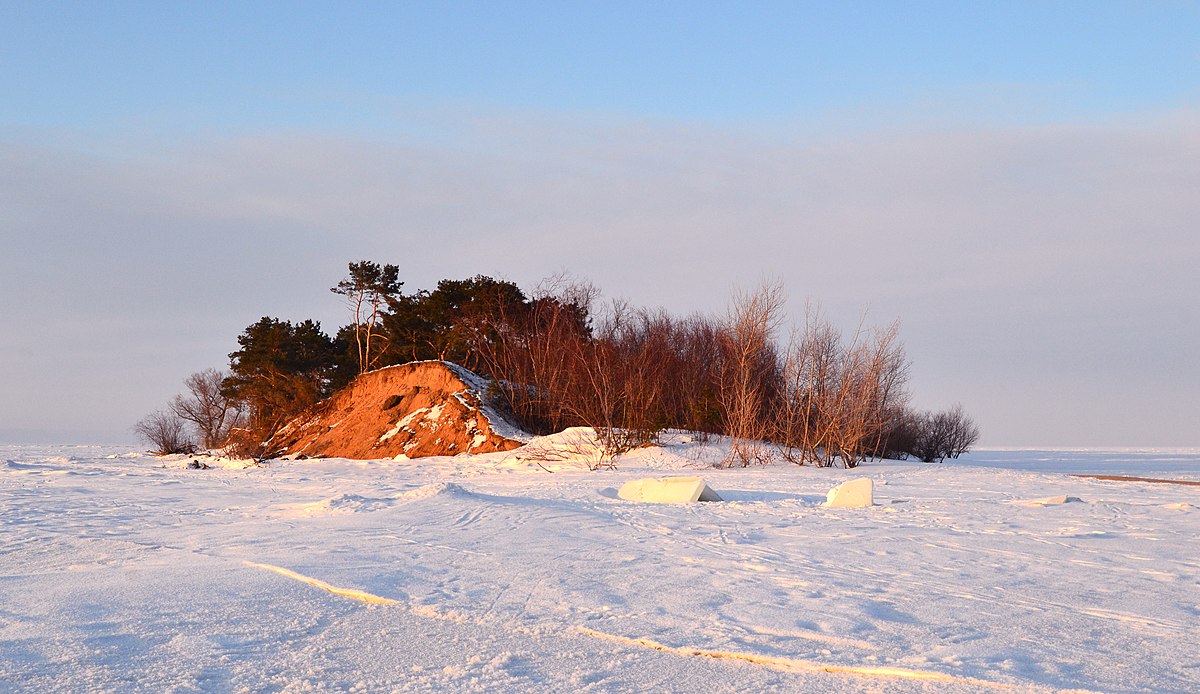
[2, 436, 1198, 692]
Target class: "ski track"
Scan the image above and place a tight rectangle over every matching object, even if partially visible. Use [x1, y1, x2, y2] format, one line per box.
[1, 443, 1199, 692]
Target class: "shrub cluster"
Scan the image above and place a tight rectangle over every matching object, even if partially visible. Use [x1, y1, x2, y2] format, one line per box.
[135, 262, 979, 465]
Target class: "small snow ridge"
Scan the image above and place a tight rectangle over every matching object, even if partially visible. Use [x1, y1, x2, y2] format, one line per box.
[5, 459, 44, 471]
[280, 493, 395, 516]
[1014, 495, 1084, 506]
[395, 482, 468, 501]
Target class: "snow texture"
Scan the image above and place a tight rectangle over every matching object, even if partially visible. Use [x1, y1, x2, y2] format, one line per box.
[2, 439, 1199, 693]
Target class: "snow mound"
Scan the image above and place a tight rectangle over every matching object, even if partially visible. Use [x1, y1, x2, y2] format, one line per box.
[500, 427, 720, 472]
[824, 477, 874, 508]
[4, 460, 55, 474]
[501, 427, 616, 471]
[617, 476, 723, 504]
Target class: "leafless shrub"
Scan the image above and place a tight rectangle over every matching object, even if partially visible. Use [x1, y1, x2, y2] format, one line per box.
[828, 321, 909, 467]
[774, 310, 909, 467]
[943, 404, 981, 458]
[133, 410, 195, 455]
[909, 404, 980, 462]
[475, 275, 599, 435]
[669, 315, 724, 436]
[776, 309, 839, 465]
[875, 405, 921, 460]
[719, 281, 785, 467]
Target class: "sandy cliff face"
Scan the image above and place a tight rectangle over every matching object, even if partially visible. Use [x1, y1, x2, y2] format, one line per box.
[268, 361, 528, 460]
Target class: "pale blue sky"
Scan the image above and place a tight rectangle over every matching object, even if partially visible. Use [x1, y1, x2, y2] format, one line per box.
[4, 2, 1197, 132]
[1, 2, 1198, 446]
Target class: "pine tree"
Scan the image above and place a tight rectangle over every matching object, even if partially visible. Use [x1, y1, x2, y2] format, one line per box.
[221, 317, 336, 442]
[331, 261, 403, 375]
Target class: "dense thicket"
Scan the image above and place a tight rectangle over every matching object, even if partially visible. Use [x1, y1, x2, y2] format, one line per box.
[135, 261, 979, 465]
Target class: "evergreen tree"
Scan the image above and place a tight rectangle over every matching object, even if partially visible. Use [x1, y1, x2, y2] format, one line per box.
[221, 317, 336, 442]
[380, 275, 527, 372]
[331, 261, 403, 375]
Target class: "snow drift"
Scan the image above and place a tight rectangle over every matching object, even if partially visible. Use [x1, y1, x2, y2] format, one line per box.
[267, 361, 528, 459]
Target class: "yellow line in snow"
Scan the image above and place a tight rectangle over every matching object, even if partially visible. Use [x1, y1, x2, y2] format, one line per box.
[244, 561, 398, 605]
[240, 563, 1093, 693]
[578, 627, 1048, 691]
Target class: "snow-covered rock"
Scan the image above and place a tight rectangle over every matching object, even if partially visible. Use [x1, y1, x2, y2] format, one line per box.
[824, 477, 873, 508]
[617, 476, 723, 504]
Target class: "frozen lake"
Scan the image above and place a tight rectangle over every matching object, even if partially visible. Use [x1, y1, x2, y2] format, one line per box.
[3, 440, 1198, 692]
[958, 448, 1200, 478]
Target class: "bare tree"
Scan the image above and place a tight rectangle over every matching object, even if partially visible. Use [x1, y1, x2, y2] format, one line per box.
[575, 303, 672, 459]
[134, 410, 195, 455]
[942, 403, 981, 459]
[719, 280, 785, 467]
[170, 368, 246, 449]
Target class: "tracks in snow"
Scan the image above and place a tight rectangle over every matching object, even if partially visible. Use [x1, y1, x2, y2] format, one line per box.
[243, 559, 1039, 690]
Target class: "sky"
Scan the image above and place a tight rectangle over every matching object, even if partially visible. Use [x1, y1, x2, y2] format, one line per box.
[1, 1, 1197, 446]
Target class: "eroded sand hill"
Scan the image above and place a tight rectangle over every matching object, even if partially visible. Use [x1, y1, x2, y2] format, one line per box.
[268, 361, 528, 459]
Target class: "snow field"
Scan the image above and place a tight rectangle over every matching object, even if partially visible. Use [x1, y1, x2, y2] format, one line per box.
[2, 440, 1199, 692]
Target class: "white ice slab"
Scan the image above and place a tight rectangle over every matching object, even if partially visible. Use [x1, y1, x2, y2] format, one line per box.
[617, 476, 723, 504]
[825, 477, 874, 508]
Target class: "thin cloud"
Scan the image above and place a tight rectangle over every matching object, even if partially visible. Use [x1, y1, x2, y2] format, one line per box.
[1, 109, 1196, 445]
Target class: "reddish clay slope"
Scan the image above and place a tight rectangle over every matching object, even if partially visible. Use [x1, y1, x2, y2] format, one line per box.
[268, 361, 528, 459]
